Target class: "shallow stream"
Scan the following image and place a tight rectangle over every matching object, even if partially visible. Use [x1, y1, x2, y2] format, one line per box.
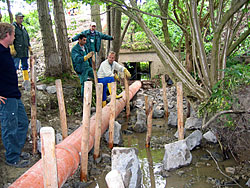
[88, 118, 244, 188]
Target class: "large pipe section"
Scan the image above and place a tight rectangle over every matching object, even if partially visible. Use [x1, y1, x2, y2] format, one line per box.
[10, 81, 142, 188]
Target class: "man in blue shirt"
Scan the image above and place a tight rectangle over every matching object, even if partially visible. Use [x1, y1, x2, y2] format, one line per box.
[0, 23, 30, 168]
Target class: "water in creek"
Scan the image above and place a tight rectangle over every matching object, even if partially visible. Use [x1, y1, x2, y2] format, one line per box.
[89, 118, 242, 188]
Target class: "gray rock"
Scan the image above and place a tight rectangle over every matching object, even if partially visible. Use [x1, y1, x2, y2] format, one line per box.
[185, 130, 203, 150]
[46, 85, 57, 94]
[184, 117, 202, 130]
[133, 109, 147, 133]
[36, 84, 47, 91]
[203, 130, 217, 143]
[111, 147, 142, 188]
[104, 121, 123, 145]
[153, 105, 164, 118]
[168, 112, 178, 127]
[163, 140, 192, 171]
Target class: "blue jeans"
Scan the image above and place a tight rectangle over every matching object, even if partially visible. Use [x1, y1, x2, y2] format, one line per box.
[14, 57, 28, 70]
[0, 98, 29, 163]
[98, 77, 115, 101]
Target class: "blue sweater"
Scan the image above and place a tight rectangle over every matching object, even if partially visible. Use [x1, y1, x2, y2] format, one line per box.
[0, 44, 21, 99]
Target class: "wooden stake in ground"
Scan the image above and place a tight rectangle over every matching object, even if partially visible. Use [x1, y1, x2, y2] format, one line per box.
[30, 55, 37, 154]
[80, 81, 93, 182]
[92, 53, 98, 86]
[55, 79, 68, 139]
[94, 83, 103, 160]
[177, 82, 184, 140]
[109, 82, 116, 149]
[40, 127, 58, 188]
[161, 75, 169, 122]
[124, 75, 130, 119]
[146, 100, 153, 148]
[144, 95, 149, 116]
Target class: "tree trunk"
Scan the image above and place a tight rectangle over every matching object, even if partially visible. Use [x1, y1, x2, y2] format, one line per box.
[37, 0, 62, 76]
[6, 0, 13, 23]
[106, 4, 111, 56]
[0, 9, 2, 22]
[110, 8, 122, 61]
[91, 4, 105, 67]
[52, 0, 72, 74]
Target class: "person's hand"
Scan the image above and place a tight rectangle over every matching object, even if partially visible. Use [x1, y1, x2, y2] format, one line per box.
[84, 52, 94, 61]
[0, 96, 6, 104]
[9, 45, 16, 56]
[111, 36, 115, 40]
[28, 46, 33, 55]
[68, 37, 72, 43]
[114, 73, 120, 81]
[124, 68, 131, 79]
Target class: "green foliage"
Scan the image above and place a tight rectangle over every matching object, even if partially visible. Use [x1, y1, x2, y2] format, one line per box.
[198, 63, 250, 125]
[2, 10, 40, 39]
[22, 11, 40, 39]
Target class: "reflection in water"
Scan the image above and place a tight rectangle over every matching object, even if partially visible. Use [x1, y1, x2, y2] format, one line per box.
[146, 148, 156, 188]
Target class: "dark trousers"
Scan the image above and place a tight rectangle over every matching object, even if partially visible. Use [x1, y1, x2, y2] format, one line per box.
[0, 98, 29, 163]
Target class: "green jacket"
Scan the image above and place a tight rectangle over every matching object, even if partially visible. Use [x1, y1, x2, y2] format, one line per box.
[71, 43, 91, 74]
[13, 22, 30, 58]
[72, 29, 113, 52]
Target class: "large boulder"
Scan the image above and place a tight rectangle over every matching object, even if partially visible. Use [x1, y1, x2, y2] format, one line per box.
[185, 130, 202, 150]
[184, 117, 202, 130]
[111, 147, 142, 188]
[163, 140, 192, 171]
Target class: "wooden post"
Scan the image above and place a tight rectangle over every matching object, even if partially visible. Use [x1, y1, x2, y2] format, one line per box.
[30, 55, 37, 154]
[92, 54, 98, 86]
[94, 83, 103, 160]
[40, 127, 58, 188]
[55, 79, 68, 139]
[124, 76, 130, 119]
[146, 100, 153, 148]
[144, 95, 149, 116]
[177, 82, 184, 140]
[80, 81, 93, 182]
[161, 75, 169, 121]
[109, 82, 116, 149]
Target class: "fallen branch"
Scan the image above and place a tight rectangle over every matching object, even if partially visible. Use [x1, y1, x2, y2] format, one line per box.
[202, 110, 250, 129]
[206, 150, 243, 188]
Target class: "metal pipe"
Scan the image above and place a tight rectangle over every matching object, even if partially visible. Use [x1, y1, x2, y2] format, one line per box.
[9, 81, 142, 188]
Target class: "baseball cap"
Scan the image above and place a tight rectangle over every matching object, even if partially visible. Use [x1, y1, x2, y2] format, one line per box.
[15, 12, 25, 17]
[90, 22, 96, 26]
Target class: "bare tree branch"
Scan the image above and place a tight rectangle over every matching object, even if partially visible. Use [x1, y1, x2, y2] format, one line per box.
[202, 110, 250, 129]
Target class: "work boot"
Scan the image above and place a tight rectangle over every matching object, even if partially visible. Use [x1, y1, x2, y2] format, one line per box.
[22, 80, 31, 91]
[102, 101, 106, 107]
[22, 70, 31, 91]
[107, 83, 122, 99]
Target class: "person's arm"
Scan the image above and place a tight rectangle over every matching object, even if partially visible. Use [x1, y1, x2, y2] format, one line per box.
[99, 32, 113, 40]
[0, 96, 6, 104]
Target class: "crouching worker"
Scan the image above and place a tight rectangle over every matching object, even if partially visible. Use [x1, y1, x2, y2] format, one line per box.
[97, 51, 131, 107]
[71, 34, 94, 98]
[0, 23, 30, 168]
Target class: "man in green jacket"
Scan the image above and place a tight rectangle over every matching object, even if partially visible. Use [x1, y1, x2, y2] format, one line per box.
[72, 22, 113, 53]
[10, 12, 33, 91]
[71, 22, 113, 67]
[71, 34, 94, 98]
